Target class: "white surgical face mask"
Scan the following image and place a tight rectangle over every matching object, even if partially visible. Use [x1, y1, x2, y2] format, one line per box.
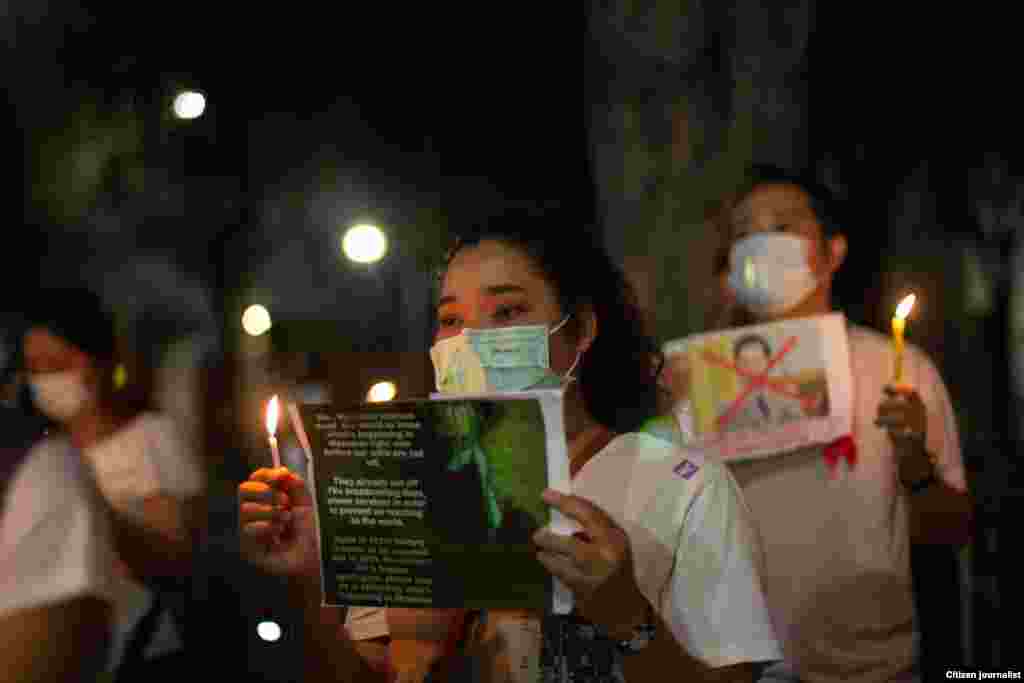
[29, 370, 91, 422]
[727, 233, 819, 316]
[430, 314, 581, 395]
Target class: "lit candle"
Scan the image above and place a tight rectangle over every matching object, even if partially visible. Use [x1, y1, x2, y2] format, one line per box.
[266, 395, 281, 469]
[891, 294, 916, 385]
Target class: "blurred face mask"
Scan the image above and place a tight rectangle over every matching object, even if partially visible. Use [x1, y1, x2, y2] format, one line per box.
[430, 314, 581, 394]
[728, 233, 818, 316]
[29, 371, 90, 422]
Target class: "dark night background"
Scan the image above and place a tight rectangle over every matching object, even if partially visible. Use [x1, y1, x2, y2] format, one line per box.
[2, 1, 1021, 677]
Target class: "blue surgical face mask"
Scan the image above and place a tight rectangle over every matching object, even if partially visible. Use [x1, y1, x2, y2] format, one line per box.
[430, 314, 581, 395]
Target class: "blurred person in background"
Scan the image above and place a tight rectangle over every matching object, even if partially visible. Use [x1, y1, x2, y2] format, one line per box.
[0, 312, 115, 681]
[20, 285, 207, 681]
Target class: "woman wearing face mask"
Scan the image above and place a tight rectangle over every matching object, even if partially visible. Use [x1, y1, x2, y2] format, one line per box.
[0, 315, 115, 683]
[19, 286, 205, 681]
[238, 214, 781, 682]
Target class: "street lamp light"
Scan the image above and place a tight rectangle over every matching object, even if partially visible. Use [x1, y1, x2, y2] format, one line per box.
[173, 91, 206, 120]
[342, 224, 388, 264]
[242, 304, 273, 336]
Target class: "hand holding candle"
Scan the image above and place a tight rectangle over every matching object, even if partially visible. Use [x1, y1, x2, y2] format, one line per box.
[880, 293, 930, 464]
[266, 395, 281, 469]
[891, 294, 916, 385]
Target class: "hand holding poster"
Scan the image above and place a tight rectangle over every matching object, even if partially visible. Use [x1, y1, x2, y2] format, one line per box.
[663, 313, 853, 462]
[290, 391, 573, 613]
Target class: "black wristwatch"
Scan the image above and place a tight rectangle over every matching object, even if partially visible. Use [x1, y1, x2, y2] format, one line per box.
[614, 604, 657, 655]
[901, 449, 938, 494]
[904, 471, 937, 494]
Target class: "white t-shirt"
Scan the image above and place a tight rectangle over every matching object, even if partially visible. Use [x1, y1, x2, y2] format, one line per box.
[82, 411, 205, 518]
[0, 437, 116, 616]
[346, 419, 782, 672]
[81, 411, 206, 670]
[572, 421, 781, 668]
[723, 325, 967, 681]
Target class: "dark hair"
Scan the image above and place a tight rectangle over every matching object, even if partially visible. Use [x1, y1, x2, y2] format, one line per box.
[705, 164, 846, 328]
[439, 211, 664, 434]
[24, 285, 151, 416]
[1, 322, 20, 388]
[26, 286, 118, 363]
[740, 164, 845, 239]
[733, 333, 772, 360]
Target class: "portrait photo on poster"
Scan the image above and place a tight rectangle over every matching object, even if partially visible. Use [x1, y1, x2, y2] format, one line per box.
[663, 312, 853, 463]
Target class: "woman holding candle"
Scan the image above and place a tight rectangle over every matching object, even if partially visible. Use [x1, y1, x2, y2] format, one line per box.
[673, 165, 973, 682]
[238, 212, 782, 682]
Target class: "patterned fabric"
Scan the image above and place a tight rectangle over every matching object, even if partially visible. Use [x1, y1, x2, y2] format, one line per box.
[539, 613, 626, 683]
[426, 611, 627, 683]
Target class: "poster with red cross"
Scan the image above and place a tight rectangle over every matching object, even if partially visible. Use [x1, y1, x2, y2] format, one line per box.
[662, 313, 853, 462]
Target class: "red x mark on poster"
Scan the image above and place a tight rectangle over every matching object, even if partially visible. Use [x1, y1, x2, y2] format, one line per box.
[701, 336, 802, 430]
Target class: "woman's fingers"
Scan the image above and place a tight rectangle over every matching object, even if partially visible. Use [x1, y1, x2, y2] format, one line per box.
[250, 467, 290, 484]
[248, 467, 313, 509]
[536, 550, 587, 589]
[876, 392, 926, 436]
[240, 501, 292, 525]
[240, 519, 275, 539]
[240, 519, 289, 545]
[238, 480, 272, 503]
[237, 467, 322, 577]
[239, 481, 294, 509]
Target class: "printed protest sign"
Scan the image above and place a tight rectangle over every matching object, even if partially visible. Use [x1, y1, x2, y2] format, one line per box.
[663, 313, 853, 462]
[292, 391, 572, 613]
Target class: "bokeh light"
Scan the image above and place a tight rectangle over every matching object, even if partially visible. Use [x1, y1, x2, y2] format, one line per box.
[256, 620, 282, 642]
[367, 381, 397, 403]
[242, 305, 273, 336]
[342, 224, 388, 264]
[172, 91, 206, 120]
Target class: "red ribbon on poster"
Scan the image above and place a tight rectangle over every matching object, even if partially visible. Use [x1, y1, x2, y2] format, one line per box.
[823, 435, 857, 479]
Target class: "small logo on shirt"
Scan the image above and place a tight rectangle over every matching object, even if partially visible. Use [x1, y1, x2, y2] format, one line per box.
[673, 459, 699, 480]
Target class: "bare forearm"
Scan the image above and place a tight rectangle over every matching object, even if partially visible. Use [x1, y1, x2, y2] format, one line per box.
[287, 576, 386, 683]
[304, 625, 386, 683]
[0, 598, 110, 683]
[897, 443, 972, 546]
[110, 509, 193, 582]
[909, 479, 973, 546]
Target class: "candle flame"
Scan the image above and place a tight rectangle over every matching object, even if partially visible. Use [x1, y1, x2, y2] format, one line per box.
[266, 395, 280, 436]
[894, 294, 916, 321]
